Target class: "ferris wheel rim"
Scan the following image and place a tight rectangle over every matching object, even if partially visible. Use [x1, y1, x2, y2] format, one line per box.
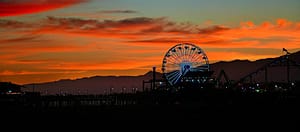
[161, 43, 210, 86]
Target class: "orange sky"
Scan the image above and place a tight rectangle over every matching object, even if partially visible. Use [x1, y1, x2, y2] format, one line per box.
[0, 1, 300, 84]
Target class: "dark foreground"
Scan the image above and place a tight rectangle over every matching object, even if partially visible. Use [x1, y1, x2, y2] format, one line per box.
[1, 89, 299, 122]
[2, 104, 299, 122]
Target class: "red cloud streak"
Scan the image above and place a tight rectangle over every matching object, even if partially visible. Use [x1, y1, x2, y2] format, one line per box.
[0, 0, 86, 17]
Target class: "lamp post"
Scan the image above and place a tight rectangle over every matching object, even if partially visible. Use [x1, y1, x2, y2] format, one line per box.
[152, 66, 156, 90]
[283, 48, 290, 83]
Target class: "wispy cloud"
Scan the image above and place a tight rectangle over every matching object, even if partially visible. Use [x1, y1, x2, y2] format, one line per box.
[1, 17, 299, 49]
[99, 10, 138, 14]
[197, 25, 230, 34]
[0, 35, 39, 43]
[0, 19, 32, 28]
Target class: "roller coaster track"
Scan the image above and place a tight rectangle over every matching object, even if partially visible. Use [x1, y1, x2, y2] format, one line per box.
[234, 54, 300, 86]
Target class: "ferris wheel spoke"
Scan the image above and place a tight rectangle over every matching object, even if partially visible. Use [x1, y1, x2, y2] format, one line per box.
[185, 51, 189, 61]
[165, 56, 176, 64]
[166, 63, 180, 68]
[190, 55, 199, 62]
[166, 68, 180, 73]
[171, 48, 180, 58]
[173, 50, 179, 59]
[168, 54, 181, 63]
[187, 46, 193, 60]
[168, 53, 181, 64]
[165, 70, 179, 77]
[192, 54, 204, 62]
[190, 51, 201, 61]
[168, 72, 180, 81]
[177, 46, 183, 57]
[187, 54, 194, 62]
[181, 47, 185, 57]
[167, 58, 180, 65]
[188, 46, 194, 57]
[167, 71, 181, 83]
[190, 56, 199, 63]
[169, 72, 182, 84]
[166, 62, 180, 66]
[188, 54, 193, 62]
[182, 51, 186, 61]
[187, 47, 193, 60]
[173, 72, 183, 84]
[180, 50, 186, 60]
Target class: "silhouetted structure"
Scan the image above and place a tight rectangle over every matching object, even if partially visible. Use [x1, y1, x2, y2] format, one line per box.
[152, 66, 156, 90]
[0, 82, 22, 94]
[237, 49, 299, 84]
[215, 69, 231, 88]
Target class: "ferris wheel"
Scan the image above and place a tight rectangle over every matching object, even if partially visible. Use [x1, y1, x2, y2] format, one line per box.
[162, 43, 209, 86]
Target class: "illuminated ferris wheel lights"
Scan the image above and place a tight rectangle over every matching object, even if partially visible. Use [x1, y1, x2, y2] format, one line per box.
[162, 43, 210, 86]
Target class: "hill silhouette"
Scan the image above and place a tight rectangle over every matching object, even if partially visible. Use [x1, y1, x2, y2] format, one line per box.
[23, 51, 300, 95]
[23, 71, 163, 95]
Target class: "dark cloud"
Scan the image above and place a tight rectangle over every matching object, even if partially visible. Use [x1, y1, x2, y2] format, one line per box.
[99, 10, 138, 14]
[1, 16, 227, 36]
[44, 16, 174, 32]
[0, 19, 29, 28]
[104, 17, 165, 27]
[128, 38, 181, 44]
[233, 36, 292, 43]
[0, 16, 176, 34]
[46, 16, 99, 29]
[202, 40, 227, 44]
[198, 25, 230, 34]
[46, 16, 161, 27]
[0, 36, 39, 43]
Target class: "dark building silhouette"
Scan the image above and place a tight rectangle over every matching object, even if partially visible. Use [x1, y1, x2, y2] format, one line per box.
[0, 82, 22, 94]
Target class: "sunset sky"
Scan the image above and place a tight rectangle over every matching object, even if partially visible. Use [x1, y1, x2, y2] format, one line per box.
[1, 0, 300, 84]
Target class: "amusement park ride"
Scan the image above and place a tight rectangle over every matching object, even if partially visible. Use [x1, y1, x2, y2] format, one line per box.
[142, 43, 214, 91]
[143, 43, 299, 92]
[161, 43, 213, 88]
